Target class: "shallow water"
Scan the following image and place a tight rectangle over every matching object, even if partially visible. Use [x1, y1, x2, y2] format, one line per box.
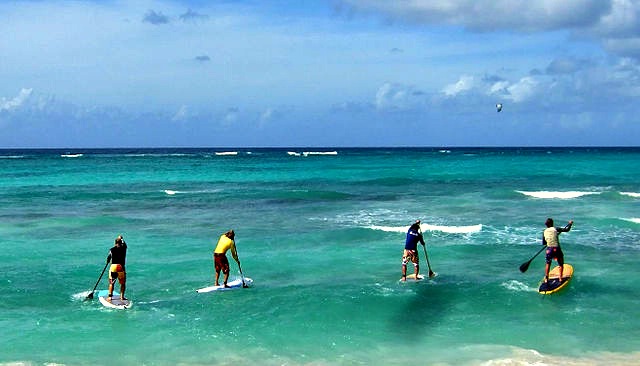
[1, 147, 639, 365]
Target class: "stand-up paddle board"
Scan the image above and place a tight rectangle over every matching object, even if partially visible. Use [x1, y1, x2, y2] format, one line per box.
[538, 264, 573, 295]
[197, 277, 253, 293]
[97, 290, 133, 309]
[400, 273, 424, 281]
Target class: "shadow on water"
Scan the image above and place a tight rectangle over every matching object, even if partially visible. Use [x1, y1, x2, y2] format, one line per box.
[387, 278, 454, 343]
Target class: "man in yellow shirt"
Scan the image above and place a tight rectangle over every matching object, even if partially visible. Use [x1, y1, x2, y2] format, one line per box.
[213, 230, 240, 288]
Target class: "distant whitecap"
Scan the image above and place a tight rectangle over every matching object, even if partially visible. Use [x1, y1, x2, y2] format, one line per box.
[517, 191, 600, 199]
[303, 151, 338, 156]
[369, 223, 482, 234]
[421, 223, 482, 234]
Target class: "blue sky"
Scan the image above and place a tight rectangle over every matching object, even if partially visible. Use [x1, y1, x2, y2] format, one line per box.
[1, 0, 639, 148]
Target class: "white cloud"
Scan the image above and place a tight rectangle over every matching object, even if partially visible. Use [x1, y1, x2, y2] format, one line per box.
[341, 0, 640, 61]
[488, 81, 510, 95]
[439, 72, 543, 103]
[341, 0, 609, 31]
[506, 77, 539, 103]
[375, 82, 424, 110]
[442, 75, 474, 97]
[0, 88, 33, 112]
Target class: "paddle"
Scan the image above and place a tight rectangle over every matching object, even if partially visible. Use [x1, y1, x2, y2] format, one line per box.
[421, 244, 435, 278]
[86, 260, 110, 300]
[238, 262, 249, 288]
[235, 241, 249, 288]
[519, 246, 545, 273]
[418, 228, 435, 277]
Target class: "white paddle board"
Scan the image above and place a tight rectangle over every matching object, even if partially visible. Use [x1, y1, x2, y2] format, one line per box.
[400, 273, 424, 281]
[97, 290, 132, 309]
[197, 277, 253, 293]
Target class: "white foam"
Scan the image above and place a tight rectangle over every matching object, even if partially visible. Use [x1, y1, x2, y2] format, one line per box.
[60, 153, 83, 158]
[303, 151, 338, 156]
[517, 190, 600, 199]
[163, 189, 221, 195]
[474, 346, 640, 366]
[369, 223, 482, 234]
[620, 192, 640, 198]
[72, 291, 92, 300]
[287, 151, 338, 157]
[422, 223, 482, 234]
[500, 280, 534, 292]
[215, 151, 238, 156]
[621, 218, 640, 224]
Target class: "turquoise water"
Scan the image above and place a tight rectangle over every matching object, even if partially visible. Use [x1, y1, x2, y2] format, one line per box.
[1, 148, 639, 365]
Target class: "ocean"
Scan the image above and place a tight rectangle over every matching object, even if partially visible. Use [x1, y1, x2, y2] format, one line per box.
[1, 147, 639, 365]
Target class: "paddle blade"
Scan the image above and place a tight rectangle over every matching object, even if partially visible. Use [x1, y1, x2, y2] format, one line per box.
[519, 261, 531, 273]
[85, 292, 94, 300]
[428, 270, 435, 278]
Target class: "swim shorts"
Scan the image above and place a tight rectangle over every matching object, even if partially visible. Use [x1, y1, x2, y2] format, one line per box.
[109, 263, 126, 284]
[545, 247, 564, 265]
[214, 253, 230, 273]
[402, 249, 419, 266]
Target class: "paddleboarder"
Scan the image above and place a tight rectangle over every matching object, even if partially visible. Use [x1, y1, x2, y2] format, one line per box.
[106, 235, 128, 302]
[401, 220, 426, 281]
[213, 229, 241, 288]
[542, 218, 573, 283]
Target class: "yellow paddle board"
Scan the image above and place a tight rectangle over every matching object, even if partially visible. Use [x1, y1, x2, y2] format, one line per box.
[538, 264, 573, 295]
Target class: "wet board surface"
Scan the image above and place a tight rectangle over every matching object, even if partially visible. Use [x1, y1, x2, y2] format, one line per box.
[197, 277, 253, 293]
[539, 264, 574, 295]
[97, 290, 132, 309]
[400, 273, 425, 281]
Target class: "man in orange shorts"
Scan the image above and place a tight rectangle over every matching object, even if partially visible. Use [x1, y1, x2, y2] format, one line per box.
[401, 220, 426, 281]
[106, 235, 127, 302]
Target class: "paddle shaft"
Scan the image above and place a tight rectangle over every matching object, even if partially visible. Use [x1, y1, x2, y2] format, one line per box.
[519, 246, 546, 273]
[87, 260, 110, 299]
[235, 243, 249, 288]
[421, 244, 435, 277]
[418, 229, 435, 277]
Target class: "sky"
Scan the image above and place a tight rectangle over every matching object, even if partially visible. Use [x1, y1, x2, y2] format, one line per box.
[1, 0, 640, 148]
